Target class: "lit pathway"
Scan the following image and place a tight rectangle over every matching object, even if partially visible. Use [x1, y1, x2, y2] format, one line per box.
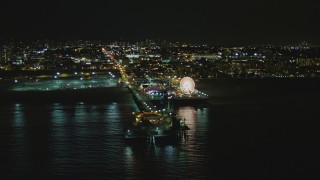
[102, 48, 156, 112]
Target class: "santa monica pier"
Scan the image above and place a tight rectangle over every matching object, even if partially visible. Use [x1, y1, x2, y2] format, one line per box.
[113, 59, 209, 144]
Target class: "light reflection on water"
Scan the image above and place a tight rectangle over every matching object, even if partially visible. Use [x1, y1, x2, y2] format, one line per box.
[5, 100, 209, 179]
[1, 79, 319, 179]
[3, 93, 210, 179]
[11, 103, 27, 173]
[177, 106, 209, 143]
[13, 103, 24, 127]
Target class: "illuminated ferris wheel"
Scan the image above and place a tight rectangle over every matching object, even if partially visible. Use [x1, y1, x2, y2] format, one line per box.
[179, 77, 195, 94]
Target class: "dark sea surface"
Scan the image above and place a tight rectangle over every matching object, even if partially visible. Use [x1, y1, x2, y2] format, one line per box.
[0, 79, 319, 179]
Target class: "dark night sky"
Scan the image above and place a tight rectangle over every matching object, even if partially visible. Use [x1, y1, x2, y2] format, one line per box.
[1, 0, 319, 45]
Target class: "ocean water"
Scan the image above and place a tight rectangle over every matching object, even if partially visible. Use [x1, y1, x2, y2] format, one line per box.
[0, 79, 319, 179]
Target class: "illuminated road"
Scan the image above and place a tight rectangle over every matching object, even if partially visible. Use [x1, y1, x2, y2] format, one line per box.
[101, 48, 131, 83]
